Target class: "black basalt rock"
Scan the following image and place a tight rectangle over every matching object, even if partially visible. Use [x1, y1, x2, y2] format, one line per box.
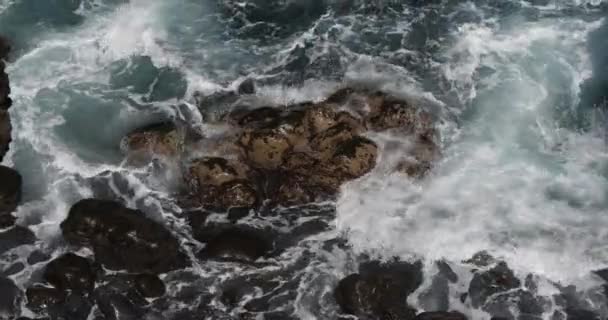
[43, 253, 96, 293]
[414, 311, 467, 320]
[0, 166, 21, 217]
[61, 199, 188, 274]
[0, 276, 21, 318]
[468, 262, 521, 308]
[335, 260, 423, 320]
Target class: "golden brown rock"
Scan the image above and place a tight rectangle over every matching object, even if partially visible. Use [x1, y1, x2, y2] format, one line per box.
[187, 157, 250, 188]
[219, 180, 257, 209]
[121, 122, 183, 165]
[239, 130, 291, 169]
[310, 122, 356, 160]
[328, 136, 378, 179]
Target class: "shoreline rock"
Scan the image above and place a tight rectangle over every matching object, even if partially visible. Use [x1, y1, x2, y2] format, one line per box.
[0, 36, 12, 162]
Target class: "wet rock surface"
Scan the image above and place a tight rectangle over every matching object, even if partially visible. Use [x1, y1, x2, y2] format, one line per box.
[121, 121, 183, 165]
[334, 260, 423, 320]
[60, 199, 187, 273]
[414, 311, 468, 320]
[0, 276, 21, 318]
[43, 253, 96, 293]
[0, 165, 21, 217]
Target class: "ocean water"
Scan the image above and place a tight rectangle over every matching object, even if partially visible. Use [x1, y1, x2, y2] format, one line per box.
[1, 0, 608, 319]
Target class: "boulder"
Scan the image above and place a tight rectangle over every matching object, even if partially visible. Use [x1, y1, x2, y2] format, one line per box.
[121, 122, 183, 165]
[468, 262, 521, 308]
[335, 260, 423, 320]
[310, 123, 356, 160]
[198, 228, 273, 263]
[61, 199, 187, 274]
[0, 276, 21, 318]
[0, 165, 21, 217]
[43, 253, 96, 293]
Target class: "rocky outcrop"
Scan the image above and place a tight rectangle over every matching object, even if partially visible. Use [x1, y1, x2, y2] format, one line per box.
[118, 87, 440, 211]
[43, 253, 96, 293]
[60, 199, 188, 274]
[334, 260, 423, 320]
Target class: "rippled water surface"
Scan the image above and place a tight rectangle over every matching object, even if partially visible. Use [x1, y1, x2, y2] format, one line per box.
[1, 0, 608, 319]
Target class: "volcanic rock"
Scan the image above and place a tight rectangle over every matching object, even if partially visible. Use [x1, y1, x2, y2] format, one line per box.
[43, 253, 96, 293]
[121, 122, 183, 165]
[335, 260, 423, 320]
[468, 262, 521, 308]
[0, 165, 21, 217]
[61, 199, 187, 273]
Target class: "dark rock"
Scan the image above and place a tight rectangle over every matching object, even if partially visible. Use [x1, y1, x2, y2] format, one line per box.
[0, 276, 21, 318]
[134, 274, 165, 298]
[436, 260, 458, 283]
[0, 111, 11, 161]
[468, 262, 521, 308]
[43, 253, 96, 293]
[414, 311, 467, 320]
[95, 289, 144, 320]
[0, 36, 10, 61]
[0, 225, 36, 255]
[53, 293, 93, 320]
[61, 199, 187, 274]
[0, 213, 15, 228]
[464, 251, 496, 267]
[335, 260, 423, 320]
[565, 308, 600, 320]
[237, 78, 256, 95]
[199, 228, 272, 263]
[28, 250, 51, 265]
[2, 262, 24, 276]
[0, 166, 20, 216]
[26, 285, 66, 312]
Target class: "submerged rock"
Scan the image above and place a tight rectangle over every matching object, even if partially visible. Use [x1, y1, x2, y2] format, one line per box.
[43, 253, 96, 293]
[0, 225, 35, 255]
[0, 165, 21, 217]
[134, 274, 165, 298]
[335, 260, 423, 320]
[61, 199, 187, 273]
[198, 228, 273, 263]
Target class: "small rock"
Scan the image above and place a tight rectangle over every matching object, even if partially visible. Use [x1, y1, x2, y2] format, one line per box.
[239, 129, 292, 169]
[61, 199, 187, 274]
[43, 253, 96, 293]
[237, 78, 256, 95]
[28, 250, 51, 265]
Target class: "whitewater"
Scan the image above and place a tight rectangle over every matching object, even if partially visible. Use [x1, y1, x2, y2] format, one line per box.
[1, 0, 608, 319]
